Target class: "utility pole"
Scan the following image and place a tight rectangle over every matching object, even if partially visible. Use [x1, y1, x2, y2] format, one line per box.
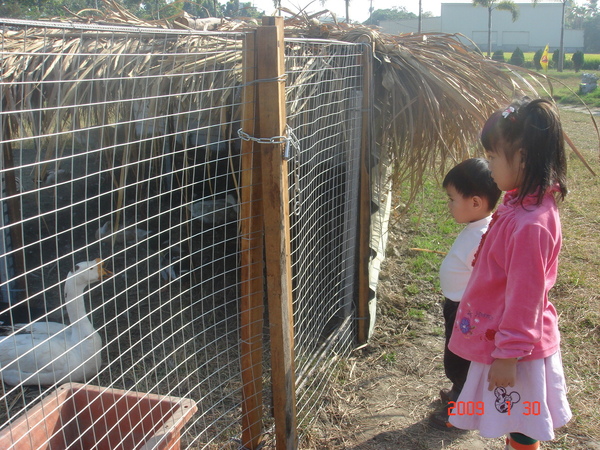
[346, 0, 350, 22]
[558, 0, 566, 72]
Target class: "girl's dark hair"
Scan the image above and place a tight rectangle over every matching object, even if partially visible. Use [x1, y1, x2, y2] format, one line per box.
[443, 158, 501, 210]
[480, 97, 567, 205]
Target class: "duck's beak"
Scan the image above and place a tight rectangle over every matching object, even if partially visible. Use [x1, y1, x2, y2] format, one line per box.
[94, 258, 112, 279]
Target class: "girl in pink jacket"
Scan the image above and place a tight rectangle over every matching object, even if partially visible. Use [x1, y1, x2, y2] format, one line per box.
[447, 98, 572, 449]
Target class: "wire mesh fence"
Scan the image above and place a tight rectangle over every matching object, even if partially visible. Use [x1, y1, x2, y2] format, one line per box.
[284, 38, 365, 434]
[0, 18, 371, 449]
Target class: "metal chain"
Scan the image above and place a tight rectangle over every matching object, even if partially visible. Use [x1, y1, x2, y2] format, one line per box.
[288, 128, 302, 216]
[237, 128, 289, 146]
[237, 125, 302, 216]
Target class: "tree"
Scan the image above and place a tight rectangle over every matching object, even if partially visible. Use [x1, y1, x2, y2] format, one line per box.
[509, 47, 525, 66]
[320, 0, 351, 21]
[579, 0, 599, 53]
[567, 4, 588, 28]
[0, 0, 183, 20]
[363, 6, 417, 26]
[584, 15, 600, 52]
[138, 0, 182, 20]
[223, 0, 262, 18]
[564, 0, 599, 53]
[533, 48, 543, 70]
[472, 0, 520, 57]
[0, 0, 101, 19]
[492, 49, 505, 61]
[182, 0, 222, 18]
[552, 48, 565, 68]
[572, 50, 584, 71]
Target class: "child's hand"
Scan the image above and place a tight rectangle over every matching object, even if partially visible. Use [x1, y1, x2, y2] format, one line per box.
[487, 358, 518, 391]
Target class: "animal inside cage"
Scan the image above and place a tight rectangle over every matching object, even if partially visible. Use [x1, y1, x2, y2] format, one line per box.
[0, 16, 377, 449]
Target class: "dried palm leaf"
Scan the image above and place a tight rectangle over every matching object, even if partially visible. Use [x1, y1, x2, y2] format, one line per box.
[1, 1, 596, 208]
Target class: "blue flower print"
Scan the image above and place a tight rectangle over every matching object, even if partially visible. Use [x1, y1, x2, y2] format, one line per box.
[459, 317, 472, 334]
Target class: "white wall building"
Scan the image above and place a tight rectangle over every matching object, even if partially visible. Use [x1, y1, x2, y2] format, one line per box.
[380, 2, 583, 53]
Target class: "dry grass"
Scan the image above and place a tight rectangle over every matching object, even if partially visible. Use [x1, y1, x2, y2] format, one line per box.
[550, 109, 600, 445]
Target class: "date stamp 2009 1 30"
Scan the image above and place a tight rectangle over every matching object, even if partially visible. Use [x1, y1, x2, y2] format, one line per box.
[448, 401, 542, 416]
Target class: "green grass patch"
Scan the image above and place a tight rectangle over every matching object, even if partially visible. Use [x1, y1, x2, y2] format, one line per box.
[431, 326, 444, 337]
[407, 307, 425, 320]
[399, 180, 460, 269]
[381, 352, 397, 364]
[530, 71, 600, 108]
[402, 283, 420, 296]
[504, 53, 600, 108]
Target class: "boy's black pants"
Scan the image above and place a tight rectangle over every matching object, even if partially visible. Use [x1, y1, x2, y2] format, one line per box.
[443, 298, 471, 399]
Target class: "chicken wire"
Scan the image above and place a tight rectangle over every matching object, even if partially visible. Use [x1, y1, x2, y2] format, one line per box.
[0, 18, 370, 449]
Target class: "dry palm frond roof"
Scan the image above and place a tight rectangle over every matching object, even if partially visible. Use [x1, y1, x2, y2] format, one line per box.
[1, 0, 594, 195]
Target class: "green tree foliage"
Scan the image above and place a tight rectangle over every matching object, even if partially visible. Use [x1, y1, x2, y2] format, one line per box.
[363, 6, 416, 26]
[572, 50, 585, 71]
[509, 46, 524, 66]
[533, 48, 543, 70]
[0, 0, 98, 19]
[584, 15, 600, 52]
[552, 48, 566, 67]
[492, 49, 505, 62]
[183, 0, 222, 18]
[570, 0, 600, 53]
[133, 0, 182, 20]
[568, 4, 588, 28]
[0, 0, 261, 20]
[472, 0, 520, 57]
[223, 0, 262, 18]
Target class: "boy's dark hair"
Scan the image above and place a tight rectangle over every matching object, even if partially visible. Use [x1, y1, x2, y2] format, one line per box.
[480, 97, 567, 205]
[443, 158, 501, 210]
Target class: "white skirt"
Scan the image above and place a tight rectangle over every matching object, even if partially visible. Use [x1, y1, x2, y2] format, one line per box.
[448, 351, 572, 441]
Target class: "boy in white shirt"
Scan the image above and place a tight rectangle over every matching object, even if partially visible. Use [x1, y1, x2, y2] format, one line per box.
[430, 158, 501, 430]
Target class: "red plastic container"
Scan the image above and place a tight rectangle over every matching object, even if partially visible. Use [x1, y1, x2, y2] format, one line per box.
[0, 382, 197, 450]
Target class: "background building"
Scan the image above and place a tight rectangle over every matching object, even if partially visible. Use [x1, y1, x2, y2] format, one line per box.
[380, 2, 584, 52]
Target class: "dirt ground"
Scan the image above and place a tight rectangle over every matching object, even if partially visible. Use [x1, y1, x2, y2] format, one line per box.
[307, 213, 600, 450]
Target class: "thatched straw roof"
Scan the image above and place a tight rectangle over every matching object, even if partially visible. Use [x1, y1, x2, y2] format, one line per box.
[1, 0, 594, 200]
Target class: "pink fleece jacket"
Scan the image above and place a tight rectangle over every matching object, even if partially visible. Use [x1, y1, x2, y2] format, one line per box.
[448, 188, 562, 365]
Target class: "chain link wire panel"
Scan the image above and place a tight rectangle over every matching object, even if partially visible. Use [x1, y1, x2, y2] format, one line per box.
[0, 20, 252, 449]
[284, 38, 367, 442]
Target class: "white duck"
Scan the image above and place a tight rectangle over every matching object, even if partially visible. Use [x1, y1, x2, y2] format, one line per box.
[187, 194, 239, 225]
[95, 221, 153, 245]
[0, 259, 110, 386]
[159, 245, 191, 282]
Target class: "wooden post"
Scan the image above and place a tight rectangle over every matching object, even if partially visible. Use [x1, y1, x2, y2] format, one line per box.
[256, 16, 298, 450]
[357, 44, 373, 345]
[239, 31, 265, 450]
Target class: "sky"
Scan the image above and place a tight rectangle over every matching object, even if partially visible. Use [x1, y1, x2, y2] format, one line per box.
[249, 0, 586, 24]
[250, 0, 469, 22]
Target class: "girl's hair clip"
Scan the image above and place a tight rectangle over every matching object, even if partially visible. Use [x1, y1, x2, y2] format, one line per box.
[501, 106, 517, 122]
